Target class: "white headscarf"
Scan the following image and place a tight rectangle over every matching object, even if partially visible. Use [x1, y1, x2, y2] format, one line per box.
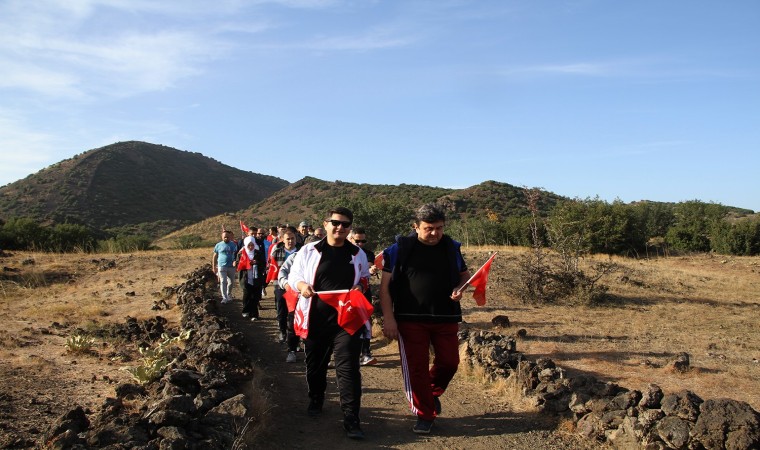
[243, 236, 259, 284]
[243, 236, 258, 260]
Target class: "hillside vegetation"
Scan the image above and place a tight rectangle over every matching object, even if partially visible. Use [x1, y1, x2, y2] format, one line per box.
[0, 141, 288, 237]
[1, 140, 757, 257]
[155, 177, 565, 248]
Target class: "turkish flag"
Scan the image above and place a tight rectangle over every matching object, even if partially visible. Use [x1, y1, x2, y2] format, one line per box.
[264, 256, 279, 284]
[316, 289, 374, 335]
[240, 221, 250, 235]
[284, 285, 299, 312]
[466, 253, 497, 306]
[374, 253, 384, 271]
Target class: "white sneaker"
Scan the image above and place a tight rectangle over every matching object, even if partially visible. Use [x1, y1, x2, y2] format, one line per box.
[360, 355, 377, 366]
[286, 351, 296, 363]
[242, 313, 250, 318]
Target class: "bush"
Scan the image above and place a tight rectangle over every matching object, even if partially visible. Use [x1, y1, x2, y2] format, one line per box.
[98, 234, 153, 252]
[173, 235, 204, 249]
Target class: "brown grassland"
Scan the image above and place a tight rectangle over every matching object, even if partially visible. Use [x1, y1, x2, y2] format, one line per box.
[0, 246, 758, 447]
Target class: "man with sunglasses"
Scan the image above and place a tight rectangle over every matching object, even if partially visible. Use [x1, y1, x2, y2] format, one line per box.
[287, 207, 370, 439]
[379, 203, 470, 435]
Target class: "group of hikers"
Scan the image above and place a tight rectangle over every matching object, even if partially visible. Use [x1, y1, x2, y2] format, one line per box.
[211, 203, 473, 439]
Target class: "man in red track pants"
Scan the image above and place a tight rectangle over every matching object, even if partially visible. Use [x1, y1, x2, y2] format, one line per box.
[379, 203, 470, 435]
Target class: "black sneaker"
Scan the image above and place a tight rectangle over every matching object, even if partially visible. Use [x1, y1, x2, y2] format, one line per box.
[307, 398, 323, 416]
[343, 416, 364, 440]
[433, 396, 442, 415]
[412, 418, 433, 435]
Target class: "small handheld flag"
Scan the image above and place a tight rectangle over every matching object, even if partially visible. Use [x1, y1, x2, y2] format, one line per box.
[457, 252, 497, 306]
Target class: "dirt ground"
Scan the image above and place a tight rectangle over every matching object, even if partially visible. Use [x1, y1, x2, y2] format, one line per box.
[226, 293, 602, 449]
[2, 246, 758, 448]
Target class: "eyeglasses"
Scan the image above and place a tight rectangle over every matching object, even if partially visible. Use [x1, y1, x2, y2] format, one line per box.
[328, 219, 352, 228]
[354, 239, 367, 244]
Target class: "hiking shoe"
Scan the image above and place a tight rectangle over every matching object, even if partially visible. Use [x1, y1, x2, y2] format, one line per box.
[433, 396, 442, 415]
[307, 398, 323, 416]
[412, 418, 434, 435]
[360, 355, 377, 366]
[242, 312, 250, 318]
[343, 416, 364, 440]
[286, 351, 296, 363]
[221, 298, 231, 304]
[250, 317, 259, 322]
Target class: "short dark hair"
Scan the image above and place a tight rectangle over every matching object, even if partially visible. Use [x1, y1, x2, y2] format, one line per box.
[352, 227, 366, 235]
[328, 207, 353, 223]
[414, 203, 446, 224]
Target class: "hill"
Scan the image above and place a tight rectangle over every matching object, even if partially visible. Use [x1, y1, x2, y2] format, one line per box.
[155, 177, 564, 247]
[0, 141, 289, 237]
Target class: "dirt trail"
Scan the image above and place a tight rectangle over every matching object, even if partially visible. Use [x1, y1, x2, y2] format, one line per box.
[221, 293, 604, 449]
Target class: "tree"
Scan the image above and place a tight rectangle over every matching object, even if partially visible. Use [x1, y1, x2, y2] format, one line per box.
[666, 201, 728, 252]
[0, 217, 44, 250]
[335, 196, 414, 249]
[49, 223, 97, 252]
[711, 217, 760, 256]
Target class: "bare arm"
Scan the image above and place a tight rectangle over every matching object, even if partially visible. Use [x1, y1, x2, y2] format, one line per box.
[379, 271, 397, 340]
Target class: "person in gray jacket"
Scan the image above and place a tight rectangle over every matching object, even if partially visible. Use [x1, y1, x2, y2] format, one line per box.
[277, 251, 300, 363]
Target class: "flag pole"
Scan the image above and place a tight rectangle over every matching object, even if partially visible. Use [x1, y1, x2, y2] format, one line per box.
[455, 252, 497, 295]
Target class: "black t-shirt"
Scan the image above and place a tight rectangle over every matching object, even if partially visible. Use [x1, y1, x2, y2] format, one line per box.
[310, 243, 356, 332]
[393, 240, 462, 323]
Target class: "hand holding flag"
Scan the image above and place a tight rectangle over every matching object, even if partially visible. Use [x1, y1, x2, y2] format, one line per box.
[456, 252, 497, 306]
[313, 289, 374, 335]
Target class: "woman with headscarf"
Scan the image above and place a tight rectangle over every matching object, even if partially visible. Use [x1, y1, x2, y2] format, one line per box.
[237, 235, 265, 321]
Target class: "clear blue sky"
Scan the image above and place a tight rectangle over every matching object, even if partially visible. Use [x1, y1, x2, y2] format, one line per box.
[2, 1, 759, 212]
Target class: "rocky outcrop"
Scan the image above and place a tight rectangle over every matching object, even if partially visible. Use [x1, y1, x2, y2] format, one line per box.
[460, 328, 760, 450]
[42, 264, 256, 449]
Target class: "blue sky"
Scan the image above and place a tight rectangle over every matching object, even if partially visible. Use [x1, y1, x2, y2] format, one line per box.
[1, 0, 759, 211]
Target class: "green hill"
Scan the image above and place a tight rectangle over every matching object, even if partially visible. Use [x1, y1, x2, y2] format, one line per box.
[0, 141, 289, 237]
[155, 177, 564, 247]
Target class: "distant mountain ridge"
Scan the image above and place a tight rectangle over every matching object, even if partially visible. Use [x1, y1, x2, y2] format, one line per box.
[0, 141, 289, 235]
[3, 141, 753, 246]
[155, 176, 567, 246]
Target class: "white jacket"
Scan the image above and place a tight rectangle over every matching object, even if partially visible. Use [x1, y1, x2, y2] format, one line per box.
[287, 240, 370, 338]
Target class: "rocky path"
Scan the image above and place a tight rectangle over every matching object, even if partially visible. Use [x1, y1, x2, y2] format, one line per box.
[220, 293, 604, 449]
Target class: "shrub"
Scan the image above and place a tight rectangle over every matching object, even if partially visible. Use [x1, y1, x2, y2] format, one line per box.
[123, 330, 191, 385]
[65, 334, 95, 354]
[174, 234, 203, 249]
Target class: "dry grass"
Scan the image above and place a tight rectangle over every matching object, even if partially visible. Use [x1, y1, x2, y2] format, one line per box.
[0, 248, 209, 442]
[459, 246, 760, 410]
[457, 344, 540, 413]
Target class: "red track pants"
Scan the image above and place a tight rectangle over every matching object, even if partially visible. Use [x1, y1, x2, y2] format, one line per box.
[397, 321, 460, 421]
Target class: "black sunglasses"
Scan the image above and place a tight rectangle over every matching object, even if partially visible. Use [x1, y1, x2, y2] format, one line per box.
[354, 239, 367, 244]
[329, 219, 352, 228]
